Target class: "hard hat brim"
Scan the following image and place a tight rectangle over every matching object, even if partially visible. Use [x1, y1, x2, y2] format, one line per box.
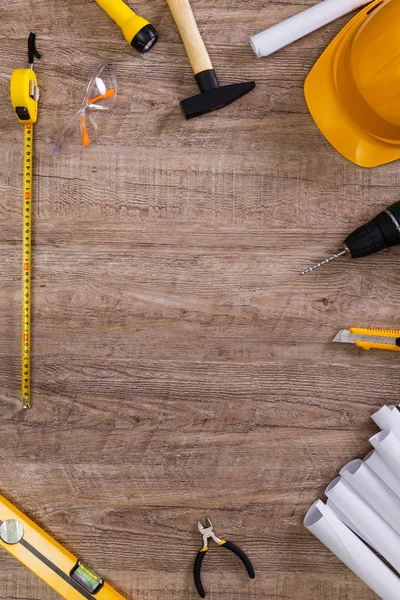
[304, 0, 400, 168]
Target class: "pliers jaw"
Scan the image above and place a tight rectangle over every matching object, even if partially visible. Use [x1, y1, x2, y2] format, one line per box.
[197, 518, 222, 551]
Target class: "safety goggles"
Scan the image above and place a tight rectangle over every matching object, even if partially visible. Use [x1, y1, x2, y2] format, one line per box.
[52, 61, 117, 156]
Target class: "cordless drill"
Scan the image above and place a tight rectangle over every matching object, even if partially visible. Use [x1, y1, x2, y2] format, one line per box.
[301, 200, 400, 275]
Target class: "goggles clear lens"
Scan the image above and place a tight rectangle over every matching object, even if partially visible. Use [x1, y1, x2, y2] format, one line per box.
[85, 61, 117, 110]
[52, 62, 117, 156]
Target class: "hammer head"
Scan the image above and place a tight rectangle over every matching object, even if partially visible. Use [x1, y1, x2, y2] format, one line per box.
[181, 81, 255, 119]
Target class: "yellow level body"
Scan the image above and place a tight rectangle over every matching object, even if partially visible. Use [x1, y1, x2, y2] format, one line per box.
[0, 493, 127, 600]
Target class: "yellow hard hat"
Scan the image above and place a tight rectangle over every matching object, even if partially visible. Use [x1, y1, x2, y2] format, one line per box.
[305, 0, 400, 168]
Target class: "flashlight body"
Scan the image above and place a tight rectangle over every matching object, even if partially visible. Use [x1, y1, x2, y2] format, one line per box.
[94, 0, 158, 52]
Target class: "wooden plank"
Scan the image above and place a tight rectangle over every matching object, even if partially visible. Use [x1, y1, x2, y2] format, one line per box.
[0, 0, 396, 598]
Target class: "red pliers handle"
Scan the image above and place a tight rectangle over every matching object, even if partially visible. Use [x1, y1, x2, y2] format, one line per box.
[194, 519, 255, 598]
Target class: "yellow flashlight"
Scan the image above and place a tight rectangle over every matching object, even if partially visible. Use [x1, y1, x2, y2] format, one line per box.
[94, 0, 159, 53]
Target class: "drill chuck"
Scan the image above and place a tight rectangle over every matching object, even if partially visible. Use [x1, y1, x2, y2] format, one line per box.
[344, 202, 400, 258]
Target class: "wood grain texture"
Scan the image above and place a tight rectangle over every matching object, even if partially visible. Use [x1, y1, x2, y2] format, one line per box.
[0, 0, 398, 599]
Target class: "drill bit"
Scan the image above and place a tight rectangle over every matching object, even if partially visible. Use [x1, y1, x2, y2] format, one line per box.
[300, 249, 348, 275]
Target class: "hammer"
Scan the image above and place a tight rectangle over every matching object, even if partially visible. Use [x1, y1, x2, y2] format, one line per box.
[166, 0, 255, 119]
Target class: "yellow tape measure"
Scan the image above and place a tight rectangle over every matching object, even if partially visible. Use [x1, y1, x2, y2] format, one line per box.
[0, 492, 127, 600]
[10, 33, 40, 408]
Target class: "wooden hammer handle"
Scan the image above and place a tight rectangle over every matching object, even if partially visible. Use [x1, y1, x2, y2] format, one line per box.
[166, 0, 213, 76]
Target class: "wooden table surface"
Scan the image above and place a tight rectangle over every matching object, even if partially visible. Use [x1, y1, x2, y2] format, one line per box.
[1, 1, 399, 599]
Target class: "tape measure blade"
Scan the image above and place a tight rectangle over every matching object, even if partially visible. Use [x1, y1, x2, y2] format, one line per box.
[22, 123, 33, 408]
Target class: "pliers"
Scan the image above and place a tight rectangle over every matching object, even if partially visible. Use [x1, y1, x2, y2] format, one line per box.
[194, 518, 255, 598]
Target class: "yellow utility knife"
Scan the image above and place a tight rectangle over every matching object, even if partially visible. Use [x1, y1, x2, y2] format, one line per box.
[333, 328, 400, 352]
[0, 492, 127, 600]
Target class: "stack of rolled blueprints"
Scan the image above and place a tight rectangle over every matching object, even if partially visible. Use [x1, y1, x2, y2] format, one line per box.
[305, 405, 400, 600]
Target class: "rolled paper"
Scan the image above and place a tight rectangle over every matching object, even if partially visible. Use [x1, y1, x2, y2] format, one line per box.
[304, 500, 400, 600]
[370, 430, 400, 481]
[250, 0, 370, 58]
[325, 476, 400, 572]
[326, 498, 370, 545]
[340, 459, 400, 536]
[364, 450, 400, 499]
[372, 405, 400, 439]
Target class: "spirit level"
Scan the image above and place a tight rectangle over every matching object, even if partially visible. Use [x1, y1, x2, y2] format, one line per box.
[0, 492, 126, 600]
[9, 33, 40, 408]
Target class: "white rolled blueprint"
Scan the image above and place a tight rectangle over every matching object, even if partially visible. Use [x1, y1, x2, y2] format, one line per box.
[340, 459, 400, 536]
[364, 450, 400, 499]
[370, 430, 400, 481]
[326, 498, 369, 545]
[304, 500, 400, 600]
[250, 0, 370, 58]
[372, 405, 400, 439]
[325, 476, 400, 572]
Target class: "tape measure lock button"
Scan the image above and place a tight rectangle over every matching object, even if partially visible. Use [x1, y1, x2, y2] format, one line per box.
[16, 106, 31, 121]
[0, 520, 24, 544]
